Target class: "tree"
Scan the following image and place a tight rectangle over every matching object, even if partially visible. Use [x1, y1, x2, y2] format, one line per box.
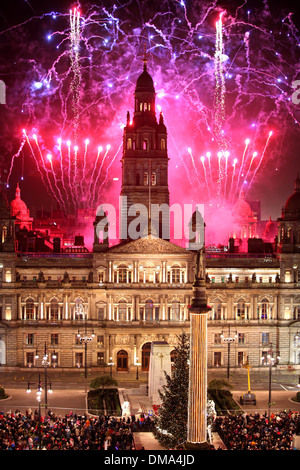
[155, 331, 190, 449]
[90, 375, 118, 392]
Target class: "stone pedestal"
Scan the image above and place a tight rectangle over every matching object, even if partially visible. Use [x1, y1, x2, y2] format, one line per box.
[148, 341, 172, 405]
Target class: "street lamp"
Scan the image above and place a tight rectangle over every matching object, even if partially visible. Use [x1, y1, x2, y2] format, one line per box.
[26, 372, 53, 449]
[107, 357, 114, 378]
[221, 326, 238, 379]
[77, 325, 95, 392]
[261, 343, 280, 419]
[34, 342, 57, 412]
[135, 357, 141, 380]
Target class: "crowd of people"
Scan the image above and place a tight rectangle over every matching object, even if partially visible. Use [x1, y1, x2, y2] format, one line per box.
[214, 410, 300, 450]
[0, 409, 154, 450]
[0, 407, 299, 450]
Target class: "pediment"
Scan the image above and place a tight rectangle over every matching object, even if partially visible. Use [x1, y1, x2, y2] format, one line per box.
[108, 236, 192, 255]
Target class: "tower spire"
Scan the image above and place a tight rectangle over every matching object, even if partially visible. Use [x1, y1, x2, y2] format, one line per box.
[142, 42, 149, 71]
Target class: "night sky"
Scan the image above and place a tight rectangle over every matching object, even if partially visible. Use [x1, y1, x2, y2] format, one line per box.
[0, 0, 299, 243]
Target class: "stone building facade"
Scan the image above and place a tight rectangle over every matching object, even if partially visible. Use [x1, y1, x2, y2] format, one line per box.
[0, 63, 299, 376]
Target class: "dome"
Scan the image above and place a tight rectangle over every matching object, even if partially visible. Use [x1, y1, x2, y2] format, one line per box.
[10, 183, 29, 218]
[263, 216, 278, 242]
[135, 64, 155, 93]
[283, 175, 300, 220]
[233, 191, 254, 221]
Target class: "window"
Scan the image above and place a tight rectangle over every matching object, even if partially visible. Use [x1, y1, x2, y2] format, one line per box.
[25, 298, 35, 320]
[237, 300, 246, 320]
[26, 352, 34, 367]
[145, 299, 154, 321]
[51, 352, 57, 367]
[97, 335, 104, 348]
[161, 138, 166, 150]
[142, 343, 151, 371]
[170, 300, 180, 321]
[143, 172, 149, 185]
[25, 333, 34, 346]
[238, 351, 245, 366]
[98, 307, 105, 321]
[75, 352, 83, 368]
[127, 138, 132, 150]
[213, 301, 222, 320]
[97, 352, 105, 366]
[293, 333, 300, 348]
[168, 265, 181, 283]
[51, 334, 58, 346]
[74, 298, 85, 320]
[214, 333, 222, 344]
[294, 305, 300, 320]
[285, 270, 291, 283]
[114, 264, 131, 283]
[262, 332, 269, 345]
[117, 350, 128, 371]
[50, 299, 59, 321]
[143, 139, 149, 150]
[238, 333, 245, 345]
[214, 351, 221, 367]
[261, 298, 269, 319]
[151, 172, 156, 186]
[118, 300, 127, 322]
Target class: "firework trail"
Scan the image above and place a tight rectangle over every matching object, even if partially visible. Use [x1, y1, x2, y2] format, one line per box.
[246, 131, 273, 195]
[0, 1, 298, 217]
[69, 7, 81, 142]
[232, 138, 250, 201]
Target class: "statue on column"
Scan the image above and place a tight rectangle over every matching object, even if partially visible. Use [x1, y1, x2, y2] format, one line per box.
[195, 247, 205, 280]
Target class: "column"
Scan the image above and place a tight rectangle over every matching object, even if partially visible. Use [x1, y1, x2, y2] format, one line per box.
[17, 294, 22, 320]
[187, 312, 208, 444]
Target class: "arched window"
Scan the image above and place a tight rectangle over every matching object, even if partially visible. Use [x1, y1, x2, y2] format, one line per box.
[114, 264, 131, 283]
[143, 172, 149, 186]
[127, 138, 132, 150]
[143, 139, 149, 150]
[261, 298, 269, 319]
[50, 299, 59, 321]
[168, 265, 181, 283]
[118, 300, 127, 322]
[237, 300, 246, 320]
[1, 226, 7, 243]
[117, 350, 128, 371]
[170, 300, 180, 321]
[25, 298, 35, 320]
[294, 304, 300, 320]
[145, 299, 154, 321]
[75, 298, 85, 320]
[213, 300, 222, 320]
[151, 172, 156, 186]
[161, 138, 166, 150]
[142, 343, 151, 371]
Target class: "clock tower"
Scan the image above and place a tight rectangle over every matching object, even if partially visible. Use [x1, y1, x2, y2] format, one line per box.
[120, 57, 170, 241]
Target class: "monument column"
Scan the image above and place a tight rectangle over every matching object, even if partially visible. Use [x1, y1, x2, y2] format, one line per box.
[186, 248, 210, 449]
